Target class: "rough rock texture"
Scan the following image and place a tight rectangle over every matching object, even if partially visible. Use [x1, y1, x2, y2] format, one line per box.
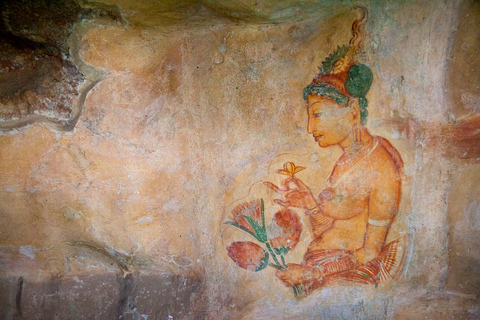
[0, 273, 206, 319]
[0, 0, 122, 130]
[0, 0, 479, 319]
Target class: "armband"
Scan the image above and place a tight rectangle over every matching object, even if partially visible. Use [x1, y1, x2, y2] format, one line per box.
[367, 218, 390, 227]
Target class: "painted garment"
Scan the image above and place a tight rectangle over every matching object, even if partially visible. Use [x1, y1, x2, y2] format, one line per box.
[302, 236, 406, 295]
[301, 135, 406, 295]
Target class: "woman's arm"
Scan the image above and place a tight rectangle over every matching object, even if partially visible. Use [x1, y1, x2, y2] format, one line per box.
[356, 166, 402, 264]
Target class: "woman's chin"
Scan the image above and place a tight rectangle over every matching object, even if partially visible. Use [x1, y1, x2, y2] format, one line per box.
[314, 136, 332, 147]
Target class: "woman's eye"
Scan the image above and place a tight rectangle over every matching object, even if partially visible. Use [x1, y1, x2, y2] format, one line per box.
[314, 112, 323, 117]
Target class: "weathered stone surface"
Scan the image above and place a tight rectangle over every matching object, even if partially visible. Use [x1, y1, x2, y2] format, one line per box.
[446, 0, 480, 119]
[0, 273, 205, 320]
[0, 0, 479, 319]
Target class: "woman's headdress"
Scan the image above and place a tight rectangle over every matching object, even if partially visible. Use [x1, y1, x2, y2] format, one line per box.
[303, 6, 373, 124]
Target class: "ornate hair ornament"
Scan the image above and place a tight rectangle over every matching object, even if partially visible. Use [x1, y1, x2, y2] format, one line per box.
[303, 6, 373, 124]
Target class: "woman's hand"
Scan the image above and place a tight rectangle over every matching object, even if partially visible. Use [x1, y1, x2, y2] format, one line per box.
[276, 264, 305, 286]
[264, 177, 317, 210]
[276, 263, 322, 286]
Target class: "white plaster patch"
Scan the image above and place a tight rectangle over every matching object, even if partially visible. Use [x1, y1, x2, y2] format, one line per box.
[461, 92, 480, 113]
[464, 200, 480, 230]
[115, 249, 130, 256]
[62, 205, 83, 221]
[172, 255, 192, 267]
[184, 180, 195, 190]
[162, 200, 181, 212]
[6, 186, 14, 192]
[266, 221, 283, 239]
[136, 216, 154, 224]
[19, 245, 36, 259]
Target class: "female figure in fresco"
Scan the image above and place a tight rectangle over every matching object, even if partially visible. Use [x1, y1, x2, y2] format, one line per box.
[265, 7, 405, 294]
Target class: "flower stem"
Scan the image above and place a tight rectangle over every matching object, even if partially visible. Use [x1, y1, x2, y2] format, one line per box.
[269, 263, 282, 270]
[292, 285, 298, 297]
[265, 242, 284, 270]
[280, 255, 288, 269]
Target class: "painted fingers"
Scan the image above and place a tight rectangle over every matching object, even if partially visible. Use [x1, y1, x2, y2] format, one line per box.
[264, 178, 316, 209]
[264, 181, 290, 207]
[263, 181, 285, 193]
[263, 180, 293, 207]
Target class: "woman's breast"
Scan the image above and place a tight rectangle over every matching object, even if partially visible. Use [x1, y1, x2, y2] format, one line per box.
[309, 210, 368, 251]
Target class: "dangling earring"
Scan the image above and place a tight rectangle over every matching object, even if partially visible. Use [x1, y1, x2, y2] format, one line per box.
[350, 123, 360, 147]
[354, 124, 361, 142]
[349, 99, 361, 144]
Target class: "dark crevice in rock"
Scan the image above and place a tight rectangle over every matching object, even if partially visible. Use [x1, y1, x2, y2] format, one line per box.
[14, 276, 23, 318]
[0, 0, 83, 55]
[0, 273, 207, 319]
[117, 273, 135, 320]
[0, 0, 124, 132]
[0, 30, 86, 127]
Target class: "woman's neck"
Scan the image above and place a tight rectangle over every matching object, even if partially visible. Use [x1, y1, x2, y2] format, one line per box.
[328, 127, 377, 186]
[339, 127, 373, 154]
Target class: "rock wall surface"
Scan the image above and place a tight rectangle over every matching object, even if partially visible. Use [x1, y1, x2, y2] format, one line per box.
[0, 0, 479, 319]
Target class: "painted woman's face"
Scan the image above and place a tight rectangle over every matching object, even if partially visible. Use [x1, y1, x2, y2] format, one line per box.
[307, 95, 354, 148]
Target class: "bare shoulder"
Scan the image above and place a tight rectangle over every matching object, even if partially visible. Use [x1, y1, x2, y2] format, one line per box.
[367, 136, 404, 184]
[366, 137, 403, 218]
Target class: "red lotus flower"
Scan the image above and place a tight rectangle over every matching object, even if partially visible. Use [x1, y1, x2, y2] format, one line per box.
[268, 209, 302, 251]
[227, 241, 268, 271]
[230, 199, 262, 234]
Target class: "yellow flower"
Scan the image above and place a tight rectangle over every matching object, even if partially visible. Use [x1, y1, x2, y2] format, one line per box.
[276, 162, 305, 177]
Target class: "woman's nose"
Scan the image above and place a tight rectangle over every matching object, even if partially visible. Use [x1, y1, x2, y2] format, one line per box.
[307, 117, 314, 134]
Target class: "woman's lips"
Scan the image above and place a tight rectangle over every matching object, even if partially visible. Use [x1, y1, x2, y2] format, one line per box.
[314, 135, 322, 141]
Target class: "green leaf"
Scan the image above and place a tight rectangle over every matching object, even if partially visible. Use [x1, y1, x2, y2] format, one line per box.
[294, 285, 305, 297]
[223, 221, 258, 240]
[274, 246, 291, 256]
[261, 198, 265, 230]
[255, 250, 269, 272]
[243, 215, 267, 243]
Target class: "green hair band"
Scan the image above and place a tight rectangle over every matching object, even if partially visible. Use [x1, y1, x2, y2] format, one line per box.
[303, 83, 348, 105]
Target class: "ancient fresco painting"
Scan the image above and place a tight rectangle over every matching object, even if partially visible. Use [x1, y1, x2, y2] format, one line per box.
[223, 7, 407, 298]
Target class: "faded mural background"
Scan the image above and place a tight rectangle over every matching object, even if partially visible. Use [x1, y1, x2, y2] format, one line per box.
[0, 0, 479, 319]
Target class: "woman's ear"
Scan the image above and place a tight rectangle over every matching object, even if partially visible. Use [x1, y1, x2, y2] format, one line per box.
[348, 98, 361, 122]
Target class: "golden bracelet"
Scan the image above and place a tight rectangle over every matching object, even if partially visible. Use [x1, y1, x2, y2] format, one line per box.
[305, 205, 320, 215]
